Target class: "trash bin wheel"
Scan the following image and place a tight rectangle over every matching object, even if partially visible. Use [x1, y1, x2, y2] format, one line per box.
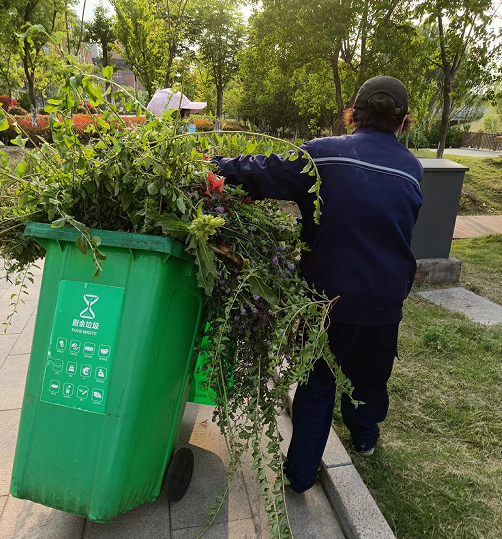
[163, 448, 194, 502]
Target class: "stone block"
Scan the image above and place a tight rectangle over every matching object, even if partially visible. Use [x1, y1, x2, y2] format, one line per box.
[419, 287, 502, 325]
[321, 464, 395, 539]
[414, 257, 462, 285]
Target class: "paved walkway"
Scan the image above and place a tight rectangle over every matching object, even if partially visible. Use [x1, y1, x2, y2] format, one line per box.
[0, 262, 344, 539]
[428, 148, 501, 158]
[454, 215, 502, 239]
[419, 287, 502, 325]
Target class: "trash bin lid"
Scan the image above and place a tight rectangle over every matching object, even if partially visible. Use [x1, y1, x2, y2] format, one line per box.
[24, 222, 192, 261]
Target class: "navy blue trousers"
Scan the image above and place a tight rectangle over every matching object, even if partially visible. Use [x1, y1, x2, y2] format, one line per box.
[285, 322, 399, 493]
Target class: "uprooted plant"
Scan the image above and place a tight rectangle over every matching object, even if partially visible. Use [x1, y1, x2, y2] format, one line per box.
[0, 61, 358, 538]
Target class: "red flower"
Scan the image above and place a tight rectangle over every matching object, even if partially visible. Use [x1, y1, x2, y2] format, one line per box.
[206, 171, 225, 194]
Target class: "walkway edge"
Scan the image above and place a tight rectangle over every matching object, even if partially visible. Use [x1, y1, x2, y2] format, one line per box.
[286, 388, 396, 539]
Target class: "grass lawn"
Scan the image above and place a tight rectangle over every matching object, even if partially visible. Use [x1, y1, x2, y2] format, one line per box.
[333, 235, 502, 539]
[413, 150, 502, 216]
[451, 235, 502, 306]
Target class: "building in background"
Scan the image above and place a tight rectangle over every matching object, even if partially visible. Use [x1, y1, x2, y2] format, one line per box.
[90, 44, 145, 94]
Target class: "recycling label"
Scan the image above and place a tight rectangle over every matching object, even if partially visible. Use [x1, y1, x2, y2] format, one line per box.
[40, 280, 125, 414]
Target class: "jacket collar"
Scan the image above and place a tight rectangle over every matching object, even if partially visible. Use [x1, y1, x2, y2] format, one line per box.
[353, 127, 397, 137]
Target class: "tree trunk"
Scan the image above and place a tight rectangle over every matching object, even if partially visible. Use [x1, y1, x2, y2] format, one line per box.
[214, 83, 223, 130]
[28, 76, 37, 126]
[330, 48, 346, 135]
[22, 46, 37, 126]
[437, 71, 452, 158]
[164, 45, 176, 88]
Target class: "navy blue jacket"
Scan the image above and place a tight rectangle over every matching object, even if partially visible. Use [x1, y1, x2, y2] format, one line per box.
[215, 128, 423, 325]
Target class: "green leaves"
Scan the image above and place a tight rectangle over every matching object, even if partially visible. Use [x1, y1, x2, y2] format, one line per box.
[147, 182, 159, 195]
[76, 235, 87, 254]
[15, 160, 28, 177]
[10, 134, 27, 148]
[249, 275, 278, 306]
[51, 218, 67, 229]
[102, 66, 113, 80]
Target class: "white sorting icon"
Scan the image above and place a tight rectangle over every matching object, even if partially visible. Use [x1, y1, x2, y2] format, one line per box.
[98, 345, 111, 359]
[92, 389, 104, 402]
[81, 364, 91, 377]
[80, 294, 99, 320]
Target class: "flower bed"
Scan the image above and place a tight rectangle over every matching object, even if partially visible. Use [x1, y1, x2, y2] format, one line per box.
[0, 113, 146, 146]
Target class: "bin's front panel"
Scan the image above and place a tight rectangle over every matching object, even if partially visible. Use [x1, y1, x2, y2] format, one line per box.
[40, 281, 124, 414]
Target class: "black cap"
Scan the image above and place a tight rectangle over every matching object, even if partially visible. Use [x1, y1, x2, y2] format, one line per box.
[353, 76, 408, 115]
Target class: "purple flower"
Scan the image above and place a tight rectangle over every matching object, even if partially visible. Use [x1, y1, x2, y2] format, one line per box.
[219, 280, 225, 286]
[272, 257, 279, 267]
[288, 263, 295, 271]
[234, 315, 240, 322]
[218, 271, 223, 277]
[252, 308, 258, 315]
[284, 355, 292, 362]
[243, 362, 250, 368]
[266, 340, 271, 347]
[241, 308, 247, 315]
[279, 245, 287, 252]
[215, 206, 225, 213]
[225, 288, 232, 295]
[253, 295, 260, 301]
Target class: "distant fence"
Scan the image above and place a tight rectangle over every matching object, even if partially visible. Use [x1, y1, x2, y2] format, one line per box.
[462, 131, 502, 151]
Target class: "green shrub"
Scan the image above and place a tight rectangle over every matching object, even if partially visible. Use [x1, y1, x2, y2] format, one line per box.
[17, 92, 31, 112]
[8, 106, 28, 116]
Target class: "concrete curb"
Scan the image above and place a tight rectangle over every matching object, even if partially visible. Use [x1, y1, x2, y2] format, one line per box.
[287, 387, 396, 539]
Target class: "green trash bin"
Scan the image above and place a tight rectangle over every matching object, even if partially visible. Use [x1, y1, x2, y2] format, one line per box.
[10, 222, 205, 522]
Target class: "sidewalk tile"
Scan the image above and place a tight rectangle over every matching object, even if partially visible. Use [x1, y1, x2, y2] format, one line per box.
[244, 465, 345, 539]
[0, 302, 37, 335]
[0, 355, 30, 411]
[1, 275, 42, 304]
[169, 449, 252, 530]
[419, 287, 502, 325]
[84, 492, 171, 539]
[0, 496, 84, 539]
[30, 261, 45, 277]
[0, 409, 21, 496]
[0, 495, 7, 519]
[171, 518, 259, 539]
[9, 317, 35, 356]
[0, 335, 19, 370]
[179, 403, 230, 462]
